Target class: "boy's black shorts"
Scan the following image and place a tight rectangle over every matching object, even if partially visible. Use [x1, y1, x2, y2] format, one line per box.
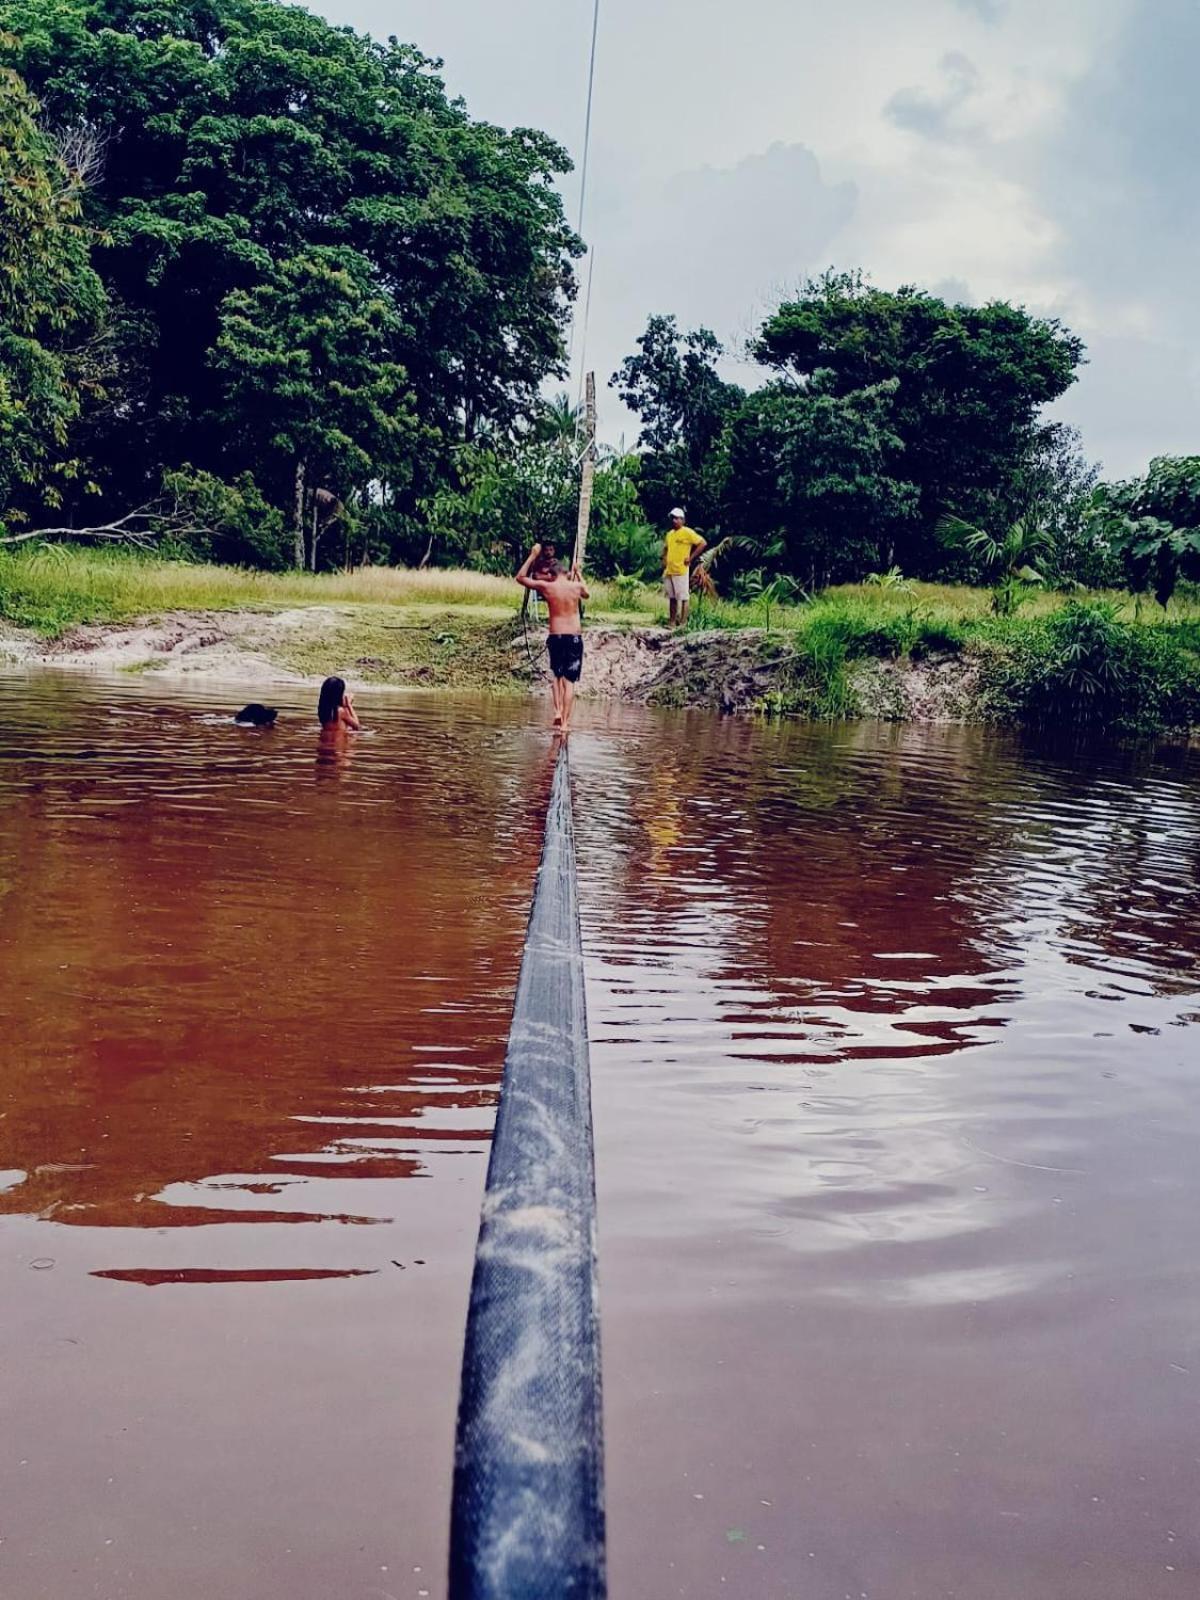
[547, 633, 584, 683]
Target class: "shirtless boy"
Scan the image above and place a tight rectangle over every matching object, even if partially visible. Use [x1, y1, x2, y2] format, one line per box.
[516, 543, 590, 733]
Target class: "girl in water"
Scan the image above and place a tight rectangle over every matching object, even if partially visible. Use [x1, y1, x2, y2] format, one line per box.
[317, 676, 361, 732]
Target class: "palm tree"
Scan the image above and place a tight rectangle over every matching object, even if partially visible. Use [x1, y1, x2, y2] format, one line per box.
[533, 392, 583, 458]
[690, 535, 734, 599]
[742, 567, 801, 630]
[937, 512, 1056, 616]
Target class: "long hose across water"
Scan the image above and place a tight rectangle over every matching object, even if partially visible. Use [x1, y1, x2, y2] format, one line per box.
[449, 745, 606, 1598]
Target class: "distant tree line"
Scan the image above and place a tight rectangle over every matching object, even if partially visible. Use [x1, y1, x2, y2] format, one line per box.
[611, 280, 1198, 605]
[613, 279, 1097, 590]
[1, 0, 1196, 603]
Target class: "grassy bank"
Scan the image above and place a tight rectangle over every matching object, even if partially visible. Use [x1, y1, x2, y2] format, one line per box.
[0, 545, 657, 633]
[3, 547, 1200, 734]
[740, 582, 1200, 733]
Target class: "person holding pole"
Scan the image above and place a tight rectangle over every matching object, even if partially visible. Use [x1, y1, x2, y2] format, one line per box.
[662, 507, 706, 628]
[516, 544, 589, 734]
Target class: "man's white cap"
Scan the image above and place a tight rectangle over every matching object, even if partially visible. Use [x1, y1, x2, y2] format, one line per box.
[669, 507, 686, 519]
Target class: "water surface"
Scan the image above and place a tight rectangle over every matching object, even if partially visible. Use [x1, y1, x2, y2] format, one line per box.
[571, 716, 1200, 1600]
[2, 674, 1199, 1598]
[0, 673, 547, 1600]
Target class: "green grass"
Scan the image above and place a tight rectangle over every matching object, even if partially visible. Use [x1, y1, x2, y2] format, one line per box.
[5, 547, 1196, 641]
[0, 545, 659, 635]
[970, 603, 1200, 735]
[264, 605, 537, 693]
[681, 581, 1200, 732]
[822, 579, 1200, 625]
[4, 547, 1200, 734]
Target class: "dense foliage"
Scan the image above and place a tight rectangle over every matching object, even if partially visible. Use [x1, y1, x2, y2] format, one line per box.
[726, 378, 917, 585]
[0, 0, 579, 558]
[417, 422, 648, 577]
[0, 6, 1180, 604]
[611, 315, 740, 535]
[0, 61, 105, 525]
[980, 601, 1200, 735]
[1089, 456, 1200, 606]
[752, 270, 1083, 543]
[613, 272, 1091, 591]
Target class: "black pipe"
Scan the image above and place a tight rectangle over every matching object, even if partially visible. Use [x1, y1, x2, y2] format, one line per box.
[449, 744, 606, 1599]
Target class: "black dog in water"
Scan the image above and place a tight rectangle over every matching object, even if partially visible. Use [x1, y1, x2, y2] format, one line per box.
[234, 703, 278, 727]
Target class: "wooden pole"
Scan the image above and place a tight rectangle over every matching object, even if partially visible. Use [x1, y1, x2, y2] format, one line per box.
[573, 372, 596, 573]
[293, 461, 306, 570]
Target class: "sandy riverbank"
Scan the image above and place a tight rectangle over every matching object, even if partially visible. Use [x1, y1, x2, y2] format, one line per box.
[0, 603, 984, 721]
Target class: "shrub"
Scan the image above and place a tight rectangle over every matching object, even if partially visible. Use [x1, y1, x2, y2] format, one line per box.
[910, 618, 967, 657]
[686, 595, 746, 630]
[587, 518, 662, 581]
[798, 597, 938, 661]
[161, 468, 290, 570]
[605, 572, 652, 612]
[985, 601, 1200, 734]
[1091, 456, 1200, 606]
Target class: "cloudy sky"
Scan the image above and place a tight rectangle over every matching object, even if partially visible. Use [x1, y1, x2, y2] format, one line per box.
[319, 0, 1197, 477]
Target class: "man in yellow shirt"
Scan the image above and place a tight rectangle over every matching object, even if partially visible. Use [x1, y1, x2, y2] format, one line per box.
[662, 507, 706, 628]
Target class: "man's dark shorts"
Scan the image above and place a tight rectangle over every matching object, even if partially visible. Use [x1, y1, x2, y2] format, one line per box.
[547, 633, 584, 683]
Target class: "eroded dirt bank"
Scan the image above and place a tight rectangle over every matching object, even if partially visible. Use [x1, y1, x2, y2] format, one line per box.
[0, 605, 984, 721]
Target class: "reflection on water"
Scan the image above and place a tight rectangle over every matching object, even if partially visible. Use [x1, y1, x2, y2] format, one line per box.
[568, 717, 1200, 1600]
[0, 701, 534, 1233]
[0, 674, 550, 1600]
[2, 676, 1199, 1599]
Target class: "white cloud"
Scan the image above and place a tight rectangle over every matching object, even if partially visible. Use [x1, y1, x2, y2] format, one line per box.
[582, 142, 856, 431]
[630, 144, 855, 330]
[316, 0, 1183, 474]
[840, 162, 1063, 307]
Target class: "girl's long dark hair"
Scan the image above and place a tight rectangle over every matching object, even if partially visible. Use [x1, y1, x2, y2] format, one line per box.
[317, 676, 346, 726]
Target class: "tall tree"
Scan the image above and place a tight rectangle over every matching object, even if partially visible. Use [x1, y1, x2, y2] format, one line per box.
[0, 62, 105, 528]
[213, 247, 419, 567]
[1018, 422, 1106, 585]
[726, 378, 918, 586]
[532, 391, 583, 459]
[753, 270, 1085, 568]
[1, 0, 580, 535]
[611, 314, 743, 530]
[1091, 456, 1200, 606]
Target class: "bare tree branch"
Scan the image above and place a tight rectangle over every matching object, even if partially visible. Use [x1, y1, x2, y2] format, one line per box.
[0, 501, 214, 550]
[0, 526, 145, 547]
[48, 121, 108, 196]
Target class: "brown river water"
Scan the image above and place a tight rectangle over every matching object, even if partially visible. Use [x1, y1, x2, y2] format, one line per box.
[1, 672, 1198, 1600]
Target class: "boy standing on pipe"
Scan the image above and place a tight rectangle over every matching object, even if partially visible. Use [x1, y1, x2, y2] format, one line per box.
[516, 543, 589, 733]
[662, 508, 706, 628]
